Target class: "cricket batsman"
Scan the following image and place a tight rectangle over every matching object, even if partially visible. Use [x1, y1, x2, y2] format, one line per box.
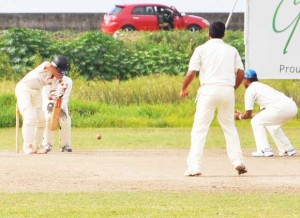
[42, 75, 73, 152]
[15, 55, 69, 154]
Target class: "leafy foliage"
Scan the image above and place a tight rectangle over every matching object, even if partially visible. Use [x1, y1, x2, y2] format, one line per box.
[64, 32, 125, 80]
[224, 30, 245, 62]
[0, 28, 245, 81]
[0, 28, 55, 76]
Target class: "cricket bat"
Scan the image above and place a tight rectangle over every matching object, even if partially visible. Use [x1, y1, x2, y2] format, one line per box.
[50, 98, 62, 130]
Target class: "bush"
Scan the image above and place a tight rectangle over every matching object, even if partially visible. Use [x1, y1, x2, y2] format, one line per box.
[64, 32, 127, 80]
[0, 28, 55, 77]
[0, 28, 245, 81]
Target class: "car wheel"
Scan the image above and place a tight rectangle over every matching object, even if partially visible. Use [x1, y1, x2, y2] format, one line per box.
[187, 25, 201, 32]
[122, 25, 136, 31]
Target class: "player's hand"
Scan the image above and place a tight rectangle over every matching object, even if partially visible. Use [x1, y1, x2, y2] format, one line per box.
[54, 82, 68, 99]
[46, 102, 54, 112]
[179, 89, 189, 98]
[49, 90, 62, 100]
[49, 83, 66, 100]
[234, 110, 242, 120]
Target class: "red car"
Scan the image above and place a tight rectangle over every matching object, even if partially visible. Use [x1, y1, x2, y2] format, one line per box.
[101, 3, 209, 34]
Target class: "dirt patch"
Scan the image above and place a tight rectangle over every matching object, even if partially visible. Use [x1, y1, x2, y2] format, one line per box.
[0, 149, 299, 193]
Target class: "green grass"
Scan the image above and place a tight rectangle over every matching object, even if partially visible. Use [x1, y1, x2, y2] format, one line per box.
[0, 192, 299, 217]
[1, 76, 300, 128]
[70, 102, 197, 128]
[2, 126, 300, 150]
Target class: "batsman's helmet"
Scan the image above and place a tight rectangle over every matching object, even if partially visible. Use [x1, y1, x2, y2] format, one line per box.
[52, 55, 69, 75]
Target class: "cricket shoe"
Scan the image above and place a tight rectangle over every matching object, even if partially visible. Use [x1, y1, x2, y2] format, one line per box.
[279, 149, 296, 157]
[61, 145, 72, 152]
[235, 164, 247, 175]
[23, 144, 36, 154]
[23, 148, 35, 154]
[36, 148, 49, 154]
[184, 167, 201, 177]
[43, 144, 53, 153]
[252, 148, 274, 157]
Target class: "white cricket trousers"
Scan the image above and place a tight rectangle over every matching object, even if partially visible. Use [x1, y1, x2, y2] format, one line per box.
[251, 99, 297, 153]
[43, 111, 71, 148]
[187, 85, 244, 172]
[15, 84, 46, 151]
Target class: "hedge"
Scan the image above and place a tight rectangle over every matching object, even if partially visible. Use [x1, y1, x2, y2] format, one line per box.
[0, 28, 244, 81]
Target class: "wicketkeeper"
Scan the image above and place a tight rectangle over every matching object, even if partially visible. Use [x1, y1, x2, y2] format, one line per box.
[42, 75, 73, 152]
[15, 55, 69, 154]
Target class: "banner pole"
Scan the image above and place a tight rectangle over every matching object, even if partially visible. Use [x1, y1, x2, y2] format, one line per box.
[225, 0, 239, 29]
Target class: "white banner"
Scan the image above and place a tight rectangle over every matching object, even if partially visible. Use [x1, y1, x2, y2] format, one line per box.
[245, 0, 300, 79]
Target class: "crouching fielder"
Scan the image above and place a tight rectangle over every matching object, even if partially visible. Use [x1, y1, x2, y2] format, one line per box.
[42, 75, 73, 152]
[15, 55, 68, 154]
[235, 69, 297, 157]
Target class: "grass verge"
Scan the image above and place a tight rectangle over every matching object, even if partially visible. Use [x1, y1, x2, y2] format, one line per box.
[1, 127, 299, 150]
[0, 192, 299, 217]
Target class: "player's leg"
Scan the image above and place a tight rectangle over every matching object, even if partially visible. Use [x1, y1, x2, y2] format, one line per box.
[185, 87, 216, 176]
[16, 87, 37, 154]
[250, 111, 274, 157]
[264, 101, 297, 156]
[59, 110, 72, 152]
[32, 93, 46, 153]
[21, 108, 37, 154]
[43, 102, 55, 152]
[34, 108, 46, 153]
[252, 100, 297, 157]
[266, 125, 296, 156]
[217, 86, 245, 171]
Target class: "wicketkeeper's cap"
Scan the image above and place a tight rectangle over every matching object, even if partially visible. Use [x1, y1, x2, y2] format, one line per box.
[244, 68, 257, 79]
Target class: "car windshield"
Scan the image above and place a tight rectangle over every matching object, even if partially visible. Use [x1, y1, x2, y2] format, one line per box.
[108, 6, 123, 15]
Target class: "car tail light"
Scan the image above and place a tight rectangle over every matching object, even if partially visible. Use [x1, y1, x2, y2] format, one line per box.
[105, 15, 117, 22]
[111, 15, 117, 21]
[202, 19, 210, 25]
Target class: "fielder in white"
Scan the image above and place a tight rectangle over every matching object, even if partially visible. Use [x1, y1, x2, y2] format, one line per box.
[15, 55, 69, 154]
[42, 75, 73, 152]
[235, 69, 297, 157]
[180, 21, 247, 176]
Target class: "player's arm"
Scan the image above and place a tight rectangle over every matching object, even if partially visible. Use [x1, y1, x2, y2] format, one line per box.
[181, 46, 200, 98]
[234, 69, 244, 90]
[235, 110, 253, 120]
[180, 70, 196, 97]
[44, 63, 63, 80]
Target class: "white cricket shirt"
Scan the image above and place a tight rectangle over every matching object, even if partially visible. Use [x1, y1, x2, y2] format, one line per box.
[244, 82, 291, 110]
[188, 38, 244, 87]
[17, 61, 58, 90]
